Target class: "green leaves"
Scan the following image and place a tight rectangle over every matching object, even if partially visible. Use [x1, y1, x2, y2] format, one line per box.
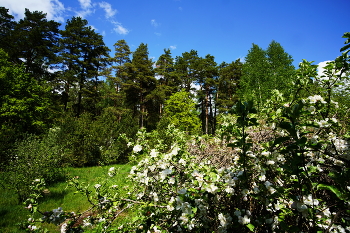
[246, 223, 255, 231]
[239, 41, 295, 108]
[232, 101, 258, 127]
[161, 90, 201, 135]
[317, 184, 347, 201]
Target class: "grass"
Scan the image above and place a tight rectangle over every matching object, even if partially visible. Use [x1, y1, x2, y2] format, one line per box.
[0, 163, 133, 232]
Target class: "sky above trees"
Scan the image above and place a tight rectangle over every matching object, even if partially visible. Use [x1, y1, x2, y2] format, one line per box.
[1, 0, 349, 68]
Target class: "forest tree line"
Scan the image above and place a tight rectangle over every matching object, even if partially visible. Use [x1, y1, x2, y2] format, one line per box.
[1, 7, 346, 166]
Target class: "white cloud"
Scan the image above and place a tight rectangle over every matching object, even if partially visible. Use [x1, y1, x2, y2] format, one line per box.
[76, 0, 94, 18]
[78, 0, 92, 9]
[112, 21, 129, 35]
[170, 45, 177, 50]
[151, 19, 159, 27]
[155, 32, 162, 36]
[317, 60, 349, 91]
[0, 0, 65, 22]
[99, 1, 117, 18]
[317, 60, 332, 77]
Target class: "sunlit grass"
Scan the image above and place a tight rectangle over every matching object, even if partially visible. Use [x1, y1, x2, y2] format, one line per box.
[0, 164, 133, 232]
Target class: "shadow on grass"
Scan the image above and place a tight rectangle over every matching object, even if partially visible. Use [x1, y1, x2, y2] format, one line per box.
[42, 188, 69, 202]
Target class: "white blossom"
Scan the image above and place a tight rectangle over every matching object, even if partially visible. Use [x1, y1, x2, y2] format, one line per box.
[133, 144, 142, 153]
[308, 95, 326, 104]
[108, 167, 115, 177]
[167, 205, 175, 211]
[206, 183, 218, 193]
[168, 177, 175, 184]
[238, 215, 250, 225]
[225, 186, 234, 194]
[150, 149, 158, 157]
[160, 169, 172, 181]
[303, 194, 319, 206]
[266, 160, 275, 165]
[261, 151, 270, 156]
[178, 158, 186, 166]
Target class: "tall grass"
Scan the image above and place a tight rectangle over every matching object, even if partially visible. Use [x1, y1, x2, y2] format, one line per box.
[0, 164, 132, 232]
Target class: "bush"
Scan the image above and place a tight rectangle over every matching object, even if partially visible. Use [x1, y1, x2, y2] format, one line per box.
[31, 91, 350, 232]
[3, 133, 64, 202]
[54, 110, 138, 166]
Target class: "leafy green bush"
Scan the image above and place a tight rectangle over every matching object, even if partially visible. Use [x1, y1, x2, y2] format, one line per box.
[3, 133, 64, 202]
[54, 110, 138, 166]
[159, 90, 201, 135]
[96, 108, 138, 164]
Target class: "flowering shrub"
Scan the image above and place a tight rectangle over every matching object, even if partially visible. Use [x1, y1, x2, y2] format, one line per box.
[20, 59, 350, 232]
[123, 95, 350, 232]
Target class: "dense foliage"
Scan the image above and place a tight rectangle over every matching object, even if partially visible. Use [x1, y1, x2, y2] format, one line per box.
[1, 6, 350, 233]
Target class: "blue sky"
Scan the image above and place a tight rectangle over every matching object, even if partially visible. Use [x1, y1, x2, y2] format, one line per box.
[1, 0, 349, 68]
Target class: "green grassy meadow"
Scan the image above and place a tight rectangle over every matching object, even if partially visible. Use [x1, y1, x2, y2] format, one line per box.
[0, 164, 133, 232]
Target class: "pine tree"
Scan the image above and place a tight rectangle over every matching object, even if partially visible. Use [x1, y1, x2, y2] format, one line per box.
[59, 16, 110, 116]
[150, 49, 181, 126]
[108, 39, 132, 91]
[125, 43, 156, 128]
[14, 9, 61, 81]
[102, 39, 133, 112]
[196, 54, 218, 134]
[0, 7, 16, 61]
[174, 50, 200, 92]
[217, 59, 242, 113]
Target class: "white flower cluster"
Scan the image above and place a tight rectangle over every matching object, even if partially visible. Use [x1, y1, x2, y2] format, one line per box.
[108, 167, 116, 177]
[234, 209, 251, 225]
[291, 194, 319, 217]
[218, 212, 232, 232]
[133, 144, 143, 153]
[307, 95, 327, 104]
[332, 137, 350, 160]
[124, 104, 350, 232]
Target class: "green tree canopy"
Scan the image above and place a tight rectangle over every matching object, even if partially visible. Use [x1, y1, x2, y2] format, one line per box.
[239, 41, 295, 109]
[0, 7, 16, 60]
[124, 43, 156, 128]
[161, 90, 201, 135]
[0, 49, 53, 163]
